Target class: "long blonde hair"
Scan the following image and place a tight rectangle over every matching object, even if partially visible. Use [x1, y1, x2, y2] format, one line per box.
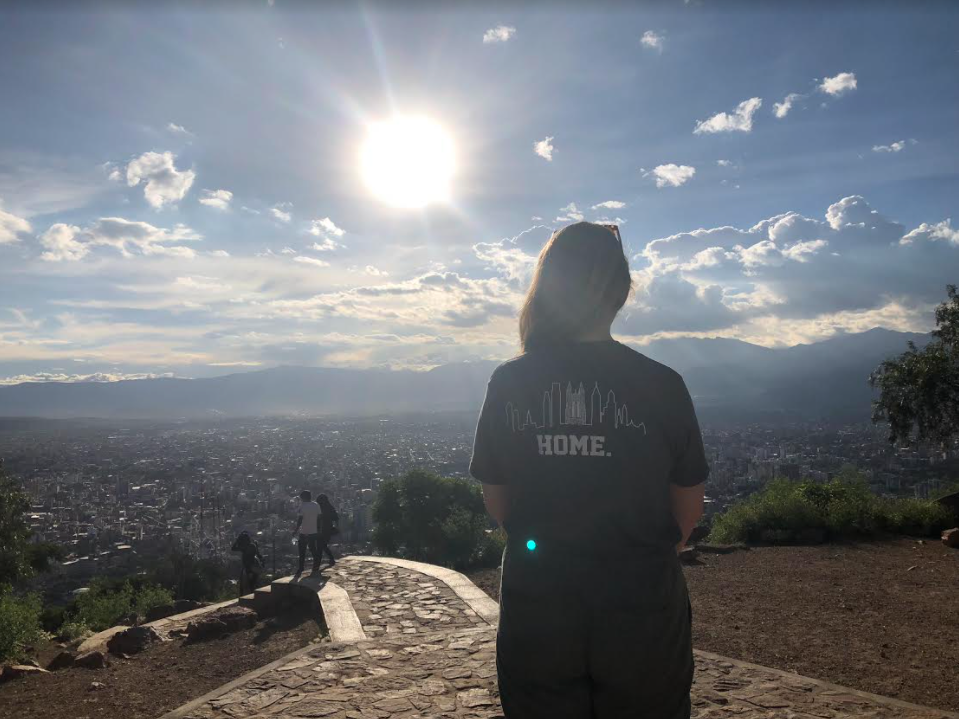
[519, 222, 632, 351]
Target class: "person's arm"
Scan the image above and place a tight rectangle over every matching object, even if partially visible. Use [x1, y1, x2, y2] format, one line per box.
[231, 538, 240, 551]
[670, 483, 704, 551]
[482, 484, 511, 528]
[294, 515, 302, 533]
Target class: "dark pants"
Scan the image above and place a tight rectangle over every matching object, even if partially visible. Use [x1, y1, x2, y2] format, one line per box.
[317, 531, 336, 565]
[496, 543, 693, 719]
[298, 533, 319, 572]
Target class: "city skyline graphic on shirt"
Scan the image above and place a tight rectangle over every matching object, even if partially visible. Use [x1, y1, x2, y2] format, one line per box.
[505, 382, 647, 434]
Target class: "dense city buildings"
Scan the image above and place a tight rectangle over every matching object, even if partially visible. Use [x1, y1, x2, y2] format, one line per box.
[2, 414, 956, 599]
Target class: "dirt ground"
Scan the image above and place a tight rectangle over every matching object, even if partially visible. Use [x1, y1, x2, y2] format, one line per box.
[0, 608, 324, 719]
[468, 538, 959, 713]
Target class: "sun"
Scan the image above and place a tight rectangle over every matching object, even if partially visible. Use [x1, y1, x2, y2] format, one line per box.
[360, 115, 455, 209]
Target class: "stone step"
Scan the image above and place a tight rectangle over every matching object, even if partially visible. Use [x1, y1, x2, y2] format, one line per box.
[238, 592, 256, 609]
[253, 585, 275, 612]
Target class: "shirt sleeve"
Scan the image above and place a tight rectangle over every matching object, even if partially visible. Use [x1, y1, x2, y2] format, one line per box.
[469, 373, 509, 485]
[669, 378, 710, 487]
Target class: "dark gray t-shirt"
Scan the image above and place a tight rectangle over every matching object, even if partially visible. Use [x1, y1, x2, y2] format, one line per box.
[470, 339, 709, 556]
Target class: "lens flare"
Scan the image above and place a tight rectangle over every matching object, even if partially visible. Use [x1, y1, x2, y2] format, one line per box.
[526, 539, 537, 551]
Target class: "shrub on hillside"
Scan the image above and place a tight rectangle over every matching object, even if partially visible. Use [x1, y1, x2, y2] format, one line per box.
[134, 584, 174, 620]
[57, 620, 92, 642]
[0, 586, 44, 663]
[709, 475, 954, 544]
[373, 469, 499, 569]
[74, 579, 134, 631]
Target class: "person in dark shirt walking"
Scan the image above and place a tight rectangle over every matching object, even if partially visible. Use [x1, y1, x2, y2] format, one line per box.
[470, 222, 709, 719]
[231, 530, 264, 596]
[316, 494, 339, 569]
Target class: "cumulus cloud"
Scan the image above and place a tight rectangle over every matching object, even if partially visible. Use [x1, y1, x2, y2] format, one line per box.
[308, 217, 345, 249]
[592, 200, 626, 210]
[556, 202, 585, 222]
[819, 72, 857, 96]
[873, 139, 917, 153]
[716, 160, 733, 167]
[640, 30, 664, 51]
[483, 25, 516, 43]
[271, 203, 292, 223]
[40, 224, 88, 262]
[694, 97, 762, 134]
[0, 207, 31, 244]
[125, 151, 195, 208]
[773, 92, 802, 118]
[167, 122, 192, 135]
[38, 216, 201, 261]
[199, 189, 233, 210]
[630, 195, 959, 340]
[647, 164, 696, 188]
[534, 136, 554, 161]
[364, 265, 389, 277]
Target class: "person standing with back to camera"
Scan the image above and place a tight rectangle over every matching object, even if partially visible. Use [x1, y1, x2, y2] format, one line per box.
[470, 222, 708, 719]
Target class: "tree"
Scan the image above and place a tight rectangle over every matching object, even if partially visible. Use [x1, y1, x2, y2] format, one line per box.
[870, 285, 959, 446]
[0, 461, 33, 587]
[372, 469, 493, 569]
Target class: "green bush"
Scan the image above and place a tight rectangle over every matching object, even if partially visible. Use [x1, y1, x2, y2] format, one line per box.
[134, 584, 174, 620]
[0, 586, 44, 663]
[372, 470, 497, 569]
[58, 621, 92, 642]
[74, 579, 134, 631]
[709, 474, 954, 544]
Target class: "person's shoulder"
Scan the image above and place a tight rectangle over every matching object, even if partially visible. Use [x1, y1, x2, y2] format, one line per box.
[612, 341, 686, 387]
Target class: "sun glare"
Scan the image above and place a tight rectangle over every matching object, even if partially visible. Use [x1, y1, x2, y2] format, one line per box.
[360, 115, 455, 209]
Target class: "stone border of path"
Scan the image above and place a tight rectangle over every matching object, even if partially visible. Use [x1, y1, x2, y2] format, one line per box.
[318, 580, 367, 642]
[694, 649, 959, 719]
[348, 555, 500, 625]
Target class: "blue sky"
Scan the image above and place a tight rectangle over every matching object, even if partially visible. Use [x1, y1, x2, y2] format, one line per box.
[1, 1, 957, 384]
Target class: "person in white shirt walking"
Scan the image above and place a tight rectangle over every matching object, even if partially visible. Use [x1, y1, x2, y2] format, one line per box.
[295, 490, 322, 574]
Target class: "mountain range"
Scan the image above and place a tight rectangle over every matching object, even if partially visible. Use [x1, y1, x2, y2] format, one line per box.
[0, 328, 927, 422]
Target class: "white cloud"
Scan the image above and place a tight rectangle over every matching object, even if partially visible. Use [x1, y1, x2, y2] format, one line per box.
[270, 203, 292, 223]
[716, 160, 733, 167]
[0, 207, 31, 244]
[167, 122, 192, 136]
[483, 25, 516, 44]
[640, 30, 664, 51]
[873, 139, 917, 153]
[125, 151, 195, 209]
[199, 188, 233, 210]
[819, 72, 857, 96]
[241, 206, 260, 215]
[40, 223, 88, 262]
[556, 202, 585, 222]
[364, 265, 389, 277]
[311, 239, 340, 252]
[773, 93, 802, 119]
[208, 250, 230, 258]
[280, 246, 297, 255]
[39, 216, 202, 261]
[0, 371, 175, 386]
[293, 255, 330, 267]
[309, 217, 345, 238]
[592, 200, 626, 210]
[694, 97, 762, 134]
[533, 136, 554, 161]
[900, 219, 959, 246]
[648, 164, 696, 188]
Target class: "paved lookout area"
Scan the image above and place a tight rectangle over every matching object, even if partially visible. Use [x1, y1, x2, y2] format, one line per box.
[164, 556, 958, 719]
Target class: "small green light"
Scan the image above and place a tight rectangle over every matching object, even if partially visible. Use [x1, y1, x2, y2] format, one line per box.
[526, 539, 537, 551]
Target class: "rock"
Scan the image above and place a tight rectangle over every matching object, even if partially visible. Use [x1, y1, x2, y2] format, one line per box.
[1, 664, 49, 681]
[678, 546, 701, 565]
[695, 542, 750, 554]
[107, 625, 165, 655]
[942, 528, 959, 548]
[89, 681, 105, 691]
[145, 603, 176, 622]
[75, 650, 108, 669]
[47, 651, 76, 670]
[186, 607, 257, 642]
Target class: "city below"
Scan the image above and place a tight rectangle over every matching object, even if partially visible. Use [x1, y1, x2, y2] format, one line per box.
[2, 411, 956, 603]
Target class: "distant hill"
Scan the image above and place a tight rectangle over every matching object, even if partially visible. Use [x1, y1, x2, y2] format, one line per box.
[0, 328, 929, 422]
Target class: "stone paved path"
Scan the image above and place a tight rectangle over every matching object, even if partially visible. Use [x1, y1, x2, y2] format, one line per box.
[165, 556, 958, 719]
